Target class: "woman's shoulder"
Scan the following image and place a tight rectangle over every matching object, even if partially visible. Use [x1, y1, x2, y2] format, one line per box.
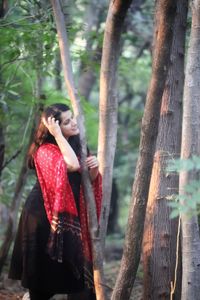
[35, 143, 61, 158]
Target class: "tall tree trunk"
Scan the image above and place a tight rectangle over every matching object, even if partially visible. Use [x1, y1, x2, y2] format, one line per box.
[111, 1, 177, 299]
[51, 1, 108, 299]
[143, 0, 188, 299]
[180, 1, 200, 299]
[98, 0, 133, 252]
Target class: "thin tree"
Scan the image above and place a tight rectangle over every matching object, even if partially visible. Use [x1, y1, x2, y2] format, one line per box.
[98, 0, 133, 251]
[143, 0, 188, 299]
[51, 1, 107, 299]
[179, 0, 200, 299]
[111, 1, 177, 299]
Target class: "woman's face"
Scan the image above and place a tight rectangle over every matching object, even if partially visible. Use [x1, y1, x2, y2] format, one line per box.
[59, 110, 79, 138]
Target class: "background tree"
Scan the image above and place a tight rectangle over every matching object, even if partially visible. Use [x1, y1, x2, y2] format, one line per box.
[142, 0, 188, 299]
[98, 0, 133, 251]
[179, 0, 200, 299]
[111, 1, 178, 299]
[51, 0, 108, 298]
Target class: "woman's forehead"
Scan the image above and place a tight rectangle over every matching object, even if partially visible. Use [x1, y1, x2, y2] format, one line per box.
[61, 110, 72, 121]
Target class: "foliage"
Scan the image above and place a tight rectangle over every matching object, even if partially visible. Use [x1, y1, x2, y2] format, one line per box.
[167, 156, 200, 218]
[0, 1, 154, 236]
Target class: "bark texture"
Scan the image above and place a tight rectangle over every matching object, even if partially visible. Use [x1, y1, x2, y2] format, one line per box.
[111, 1, 177, 299]
[180, 1, 200, 299]
[98, 0, 133, 251]
[51, 1, 107, 299]
[143, 1, 188, 299]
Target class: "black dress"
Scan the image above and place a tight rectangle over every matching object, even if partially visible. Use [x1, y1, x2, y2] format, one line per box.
[8, 171, 85, 294]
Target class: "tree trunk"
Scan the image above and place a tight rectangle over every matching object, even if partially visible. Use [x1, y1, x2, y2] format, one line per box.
[51, 1, 107, 299]
[180, 1, 200, 299]
[98, 0, 145, 238]
[143, 0, 188, 299]
[111, 1, 177, 299]
[98, 0, 133, 252]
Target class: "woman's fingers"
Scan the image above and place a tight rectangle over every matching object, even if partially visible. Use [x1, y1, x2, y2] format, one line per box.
[86, 156, 99, 169]
[43, 117, 58, 127]
[42, 116, 61, 137]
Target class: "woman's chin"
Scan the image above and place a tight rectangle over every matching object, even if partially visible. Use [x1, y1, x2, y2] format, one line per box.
[74, 129, 80, 135]
[67, 130, 79, 138]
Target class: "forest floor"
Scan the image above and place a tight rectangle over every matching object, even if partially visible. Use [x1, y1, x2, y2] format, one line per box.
[0, 241, 143, 300]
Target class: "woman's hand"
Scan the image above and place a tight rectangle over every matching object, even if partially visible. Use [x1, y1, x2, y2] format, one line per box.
[86, 156, 99, 169]
[42, 117, 62, 138]
[86, 156, 99, 181]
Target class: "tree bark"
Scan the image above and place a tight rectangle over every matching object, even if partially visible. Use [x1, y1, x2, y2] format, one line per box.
[111, 1, 177, 299]
[180, 1, 200, 299]
[98, 0, 133, 252]
[143, 0, 188, 299]
[51, 1, 107, 299]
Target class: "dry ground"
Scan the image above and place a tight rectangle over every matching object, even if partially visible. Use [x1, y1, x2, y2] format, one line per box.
[0, 244, 143, 300]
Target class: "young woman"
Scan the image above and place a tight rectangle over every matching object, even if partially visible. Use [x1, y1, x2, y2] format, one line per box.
[9, 103, 102, 300]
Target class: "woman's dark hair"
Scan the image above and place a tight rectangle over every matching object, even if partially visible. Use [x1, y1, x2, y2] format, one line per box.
[28, 103, 81, 168]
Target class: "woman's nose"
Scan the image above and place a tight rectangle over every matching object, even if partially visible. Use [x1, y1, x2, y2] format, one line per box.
[71, 117, 77, 125]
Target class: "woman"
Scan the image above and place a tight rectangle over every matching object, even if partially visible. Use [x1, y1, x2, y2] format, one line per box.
[9, 103, 102, 300]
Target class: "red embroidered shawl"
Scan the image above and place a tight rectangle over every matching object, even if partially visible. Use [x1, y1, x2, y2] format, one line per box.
[34, 143, 102, 287]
